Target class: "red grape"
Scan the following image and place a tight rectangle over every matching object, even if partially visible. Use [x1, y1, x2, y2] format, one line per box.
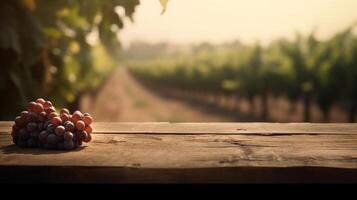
[55, 125, 65, 136]
[44, 121, 50, 129]
[39, 130, 48, 143]
[60, 108, 70, 115]
[83, 133, 92, 142]
[84, 124, 92, 134]
[68, 115, 73, 122]
[12, 98, 93, 150]
[64, 131, 73, 141]
[28, 112, 38, 122]
[27, 138, 38, 148]
[20, 111, 29, 121]
[76, 120, 85, 131]
[38, 111, 47, 122]
[27, 101, 36, 112]
[63, 120, 70, 126]
[45, 107, 56, 115]
[71, 112, 82, 123]
[30, 130, 40, 138]
[43, 101, 52, 109]
[83, 115, 93, 125]
[37, 122, 44, 130]
[64, 121, 75, 132]
[72, 132, 78, 142]
[56, 135, 64, 143]
[18, 128, 29, 141]
[47, 134, 58, 146]
[73, 110, 83, 116]
[34, 103, 44, 113]
[26, 122, 37, 132]
[51, 117, 62, 127]
[63, 140, 74, 150]
[77, 130, 88, 141]
[36, 98, 46, 105]
[46, 123, 55, 133]
[60, 113, 69, 122]
[48, 112, 59, 119]
[15, 116, 26, 127]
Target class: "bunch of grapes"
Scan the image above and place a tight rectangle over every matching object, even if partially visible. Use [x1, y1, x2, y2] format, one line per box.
[11, 98, 93, 150]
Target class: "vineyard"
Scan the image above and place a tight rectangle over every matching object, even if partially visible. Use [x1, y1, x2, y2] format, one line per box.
[128, 25, 357, 122]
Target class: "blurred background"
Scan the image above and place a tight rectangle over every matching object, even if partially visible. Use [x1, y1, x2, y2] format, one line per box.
[1, 0, 357, 122]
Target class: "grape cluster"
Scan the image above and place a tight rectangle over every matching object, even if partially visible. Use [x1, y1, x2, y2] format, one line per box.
[11, 98, 93, 150]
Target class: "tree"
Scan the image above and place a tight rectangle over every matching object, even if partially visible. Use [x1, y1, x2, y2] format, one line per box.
[0, 0, 141, 119]
[340, 26, 357, 122]
[280, 34, 317, 122]
[240, 44, 262, 114]
[259, 41, 290, 120]
[0, 1, 44, 119]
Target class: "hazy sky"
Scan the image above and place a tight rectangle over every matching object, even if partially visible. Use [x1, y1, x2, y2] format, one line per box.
[118, 0, 357, 48]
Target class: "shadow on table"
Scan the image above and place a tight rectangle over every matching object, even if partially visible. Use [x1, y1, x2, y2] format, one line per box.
[0, 144, 87, 155]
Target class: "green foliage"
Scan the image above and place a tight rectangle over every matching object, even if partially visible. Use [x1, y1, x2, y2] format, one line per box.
[0, 1, 45, 118]
[159, 0, 169, 14]
[0, 0, 141, 119]
[128, 24, 357, 121]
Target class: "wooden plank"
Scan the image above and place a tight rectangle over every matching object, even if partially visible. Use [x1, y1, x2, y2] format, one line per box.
[83, 122, 357, 135]
[1, 122, 357, 135]
[1, 122, 357, 183]
[1, 133, 357, 169]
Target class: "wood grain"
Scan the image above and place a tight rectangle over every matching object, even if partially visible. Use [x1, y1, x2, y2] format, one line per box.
[0, 122, 357, 183]
[2, 121, 357, 134]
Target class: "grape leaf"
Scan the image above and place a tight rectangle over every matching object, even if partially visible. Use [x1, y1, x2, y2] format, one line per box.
[159, 0, 168, 14]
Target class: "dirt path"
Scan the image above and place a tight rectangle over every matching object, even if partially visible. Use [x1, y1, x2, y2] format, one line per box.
[80, 67, 234, 122]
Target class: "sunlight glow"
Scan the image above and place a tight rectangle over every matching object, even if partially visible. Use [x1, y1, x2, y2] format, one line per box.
[118, 0, 357, 48]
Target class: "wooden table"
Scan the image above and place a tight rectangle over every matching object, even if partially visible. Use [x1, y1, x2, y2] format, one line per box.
[1, 122, 357, 183]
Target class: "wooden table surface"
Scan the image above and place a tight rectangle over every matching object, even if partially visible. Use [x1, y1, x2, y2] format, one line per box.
[1, 121, 357, 183]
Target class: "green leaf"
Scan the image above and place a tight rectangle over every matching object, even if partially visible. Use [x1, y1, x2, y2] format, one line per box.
[43, 27, 62, 39]
[221, 79, 240, 91]
[301, 81, 313, 92]
[159, 0, 168, 14]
